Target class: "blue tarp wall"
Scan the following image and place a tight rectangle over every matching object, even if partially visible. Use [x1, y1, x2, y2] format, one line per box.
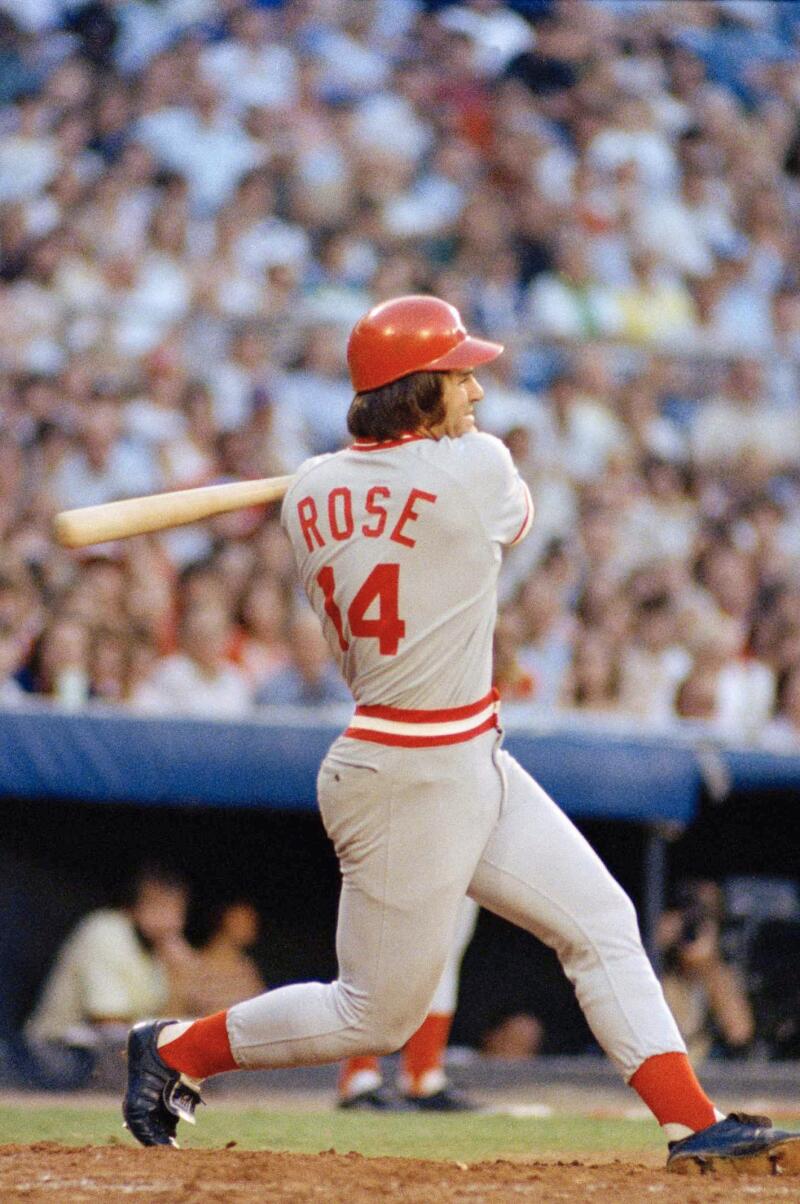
[0, 703, 711, 823]
[3, 701, 800, 821]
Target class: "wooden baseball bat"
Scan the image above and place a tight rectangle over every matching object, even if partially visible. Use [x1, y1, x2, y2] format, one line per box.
[53, 474, 295, 549]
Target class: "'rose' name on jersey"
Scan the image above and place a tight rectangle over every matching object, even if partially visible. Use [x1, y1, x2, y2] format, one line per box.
[282, 431, 532, 715]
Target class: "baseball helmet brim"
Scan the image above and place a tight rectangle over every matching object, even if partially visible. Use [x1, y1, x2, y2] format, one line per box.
[425, 333, 504, 374]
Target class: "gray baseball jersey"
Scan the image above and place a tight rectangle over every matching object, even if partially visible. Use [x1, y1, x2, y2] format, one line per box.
[281, 431, 533, 743]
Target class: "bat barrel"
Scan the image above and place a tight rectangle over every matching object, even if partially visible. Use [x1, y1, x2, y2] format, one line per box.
[53, 476, 294, 549]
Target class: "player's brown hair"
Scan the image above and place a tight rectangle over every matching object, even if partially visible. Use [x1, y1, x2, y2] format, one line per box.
[347, 371, 445, 441]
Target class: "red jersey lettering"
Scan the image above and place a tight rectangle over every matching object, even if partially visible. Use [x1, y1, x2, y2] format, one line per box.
[348, 563, 405, 655]
[298, 496, 324, 551]
[362, 486, 390, 538]
[328, 487, 354, 541]
[390, 489, 437, 548]
[316, 565, 349, 651]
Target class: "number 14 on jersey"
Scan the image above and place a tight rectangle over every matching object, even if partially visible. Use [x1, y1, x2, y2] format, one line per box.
[317, 564, 405, 656]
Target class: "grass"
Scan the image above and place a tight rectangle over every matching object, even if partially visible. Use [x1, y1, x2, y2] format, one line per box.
[0, 1104, 666, 1161]
[6, 1103, 799, 1162]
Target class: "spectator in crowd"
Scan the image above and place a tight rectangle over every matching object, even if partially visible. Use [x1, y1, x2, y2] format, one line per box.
[618, 593, 692, 724]
[21, 615, 91, 709]
[50, 397, 157, 512]
[257, 609, 350, 707]
[25, 864, 192, 1049]
[0, 622, 25, 705]
[538, 362, 628, 487]
[177, 900, 265, 1018]
[527, 229, 622, 343]
[761, 665, 800, 750]
[230, 571, 292, 692]
[612, 249, 695, 346]
[560, 628, 621, 715]
[657, 880, 755, 1065]
[493, 612, 535, 702]
[691, 357, 800, 472]
[481, 1013, 544, 1060]
[514, 572, 576, 709]
[674, 663, 719, 725]
[88, 626, 130, 704]
[131, 599, 252, 716]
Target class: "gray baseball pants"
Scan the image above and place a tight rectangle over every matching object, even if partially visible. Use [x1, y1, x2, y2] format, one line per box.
[227, 728, 684, 1081]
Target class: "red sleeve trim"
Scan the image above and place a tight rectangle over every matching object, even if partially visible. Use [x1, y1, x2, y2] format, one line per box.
[509, 482, 533, 546]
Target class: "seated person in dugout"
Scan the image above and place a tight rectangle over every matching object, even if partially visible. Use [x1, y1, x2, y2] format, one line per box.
[657, 880, 754, 1064]
[175, 900, 266, 1018]
[25, 864, 192, 1049]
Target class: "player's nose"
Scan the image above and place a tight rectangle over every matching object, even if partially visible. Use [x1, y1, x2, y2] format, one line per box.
[468, 376, 484, 402]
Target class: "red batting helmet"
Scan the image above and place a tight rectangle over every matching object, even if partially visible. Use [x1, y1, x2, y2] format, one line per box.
[347, 295, 504, 393]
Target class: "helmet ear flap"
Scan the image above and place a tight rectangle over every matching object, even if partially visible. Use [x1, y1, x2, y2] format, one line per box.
[347, 295, 503, 392]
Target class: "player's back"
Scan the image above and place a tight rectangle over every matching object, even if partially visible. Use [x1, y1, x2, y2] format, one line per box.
[281, 432, 532, 723]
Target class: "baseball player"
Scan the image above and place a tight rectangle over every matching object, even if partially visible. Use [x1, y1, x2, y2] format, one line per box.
[124, 296, 800, 1176]
[338, 895, 479, 1110]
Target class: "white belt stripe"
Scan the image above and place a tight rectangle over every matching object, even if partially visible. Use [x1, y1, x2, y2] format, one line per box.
[350, 699, 498, 739]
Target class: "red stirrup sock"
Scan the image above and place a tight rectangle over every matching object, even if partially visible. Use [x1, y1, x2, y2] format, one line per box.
[401, 1013, 452, 1096]
[339, 1056, 382, 1099]
[629, 1052, 717, 1132]
[158, 1011, 238, 1079]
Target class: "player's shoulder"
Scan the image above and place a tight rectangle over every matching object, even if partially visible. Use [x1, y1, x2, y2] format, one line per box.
[283, 451, 339, 500]
[421, 430, 515, 478]
[281, 449, 357, 532]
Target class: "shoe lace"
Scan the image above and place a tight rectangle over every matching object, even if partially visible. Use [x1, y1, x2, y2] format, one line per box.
[164, 1077, 204, 1125]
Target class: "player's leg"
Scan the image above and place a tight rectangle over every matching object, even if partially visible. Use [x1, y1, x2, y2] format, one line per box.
[336, 1053, 385, 1108]
[126, 736, 502, 1143]
[466, 747, 800, 1175]
[219, 746, 491, 1069]
[337, 894, 480, 1110]
[468, 747, 720, 1139]
[397, 894, 479, 1109]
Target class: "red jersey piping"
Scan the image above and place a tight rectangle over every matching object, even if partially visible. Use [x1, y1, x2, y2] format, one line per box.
[353, 689, 497, 723]
[350, 434, 428, 452]
[510, 483, 533, 546]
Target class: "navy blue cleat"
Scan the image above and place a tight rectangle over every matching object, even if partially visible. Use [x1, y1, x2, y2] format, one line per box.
[122, 1020, 203, 1148]
[337, 1085, 417, 1111]
[667, 1112, 800, 1176]
[404, 1086, 479, 1112]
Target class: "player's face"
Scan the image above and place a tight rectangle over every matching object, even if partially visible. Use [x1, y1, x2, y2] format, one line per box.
[431, 370, 484, 438]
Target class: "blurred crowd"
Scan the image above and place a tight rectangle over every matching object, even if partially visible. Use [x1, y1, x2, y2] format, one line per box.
[2, 0, 800, 744]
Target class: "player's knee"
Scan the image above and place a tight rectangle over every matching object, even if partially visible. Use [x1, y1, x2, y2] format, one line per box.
[365, 995, 428, 1054]
[585, 881, 641, 947]
[335, 980, 426, 1053]
[606, 883, 639, 932]
[555, 881, 641, 969]
[368, 1014, 420, 1056]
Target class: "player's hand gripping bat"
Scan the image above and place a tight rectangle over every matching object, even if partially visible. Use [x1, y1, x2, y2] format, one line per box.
[53, 475, 294, 549]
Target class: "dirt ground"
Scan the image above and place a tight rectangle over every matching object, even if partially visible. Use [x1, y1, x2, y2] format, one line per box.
[2, 1143, 799, 1203]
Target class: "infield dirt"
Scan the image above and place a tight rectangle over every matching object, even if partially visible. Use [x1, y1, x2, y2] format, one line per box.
[1, 1143, 799, 1203]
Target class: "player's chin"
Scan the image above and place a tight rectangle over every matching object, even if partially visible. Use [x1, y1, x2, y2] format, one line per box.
[458, 414, 477, 435]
